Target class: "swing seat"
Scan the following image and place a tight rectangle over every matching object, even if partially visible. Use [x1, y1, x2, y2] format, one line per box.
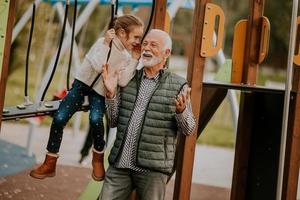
[2, 100, 89, 121]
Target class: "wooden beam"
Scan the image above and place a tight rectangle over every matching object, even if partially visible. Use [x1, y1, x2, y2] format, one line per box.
[0, 0, 17, 131]
[230, 92, 255, 200]
[152, 0, 167, 30]
[242, 0, 265, 85]
[173, 0, 210, 199]
[231, 0, 265, 199]
[282, 67, 300, 199]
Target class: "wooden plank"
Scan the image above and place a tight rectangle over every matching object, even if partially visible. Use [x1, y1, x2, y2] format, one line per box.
[282, 67, 300, 199]
[231, 20, 247, 84]
[173, 0, 210, 199]
[231, 0, 265, 199]
[230, 92, 255, 200]
[242, 0, 265, 85]
[0, 0, 16, 131]
[152, 0, 167, 30]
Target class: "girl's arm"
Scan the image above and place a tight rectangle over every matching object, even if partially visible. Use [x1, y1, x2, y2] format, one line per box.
[118, 59, 138, 87]
[85, 29, 115, 73]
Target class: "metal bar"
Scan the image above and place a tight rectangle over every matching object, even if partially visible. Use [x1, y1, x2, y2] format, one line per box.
[203, 81, 284, 94]
[0, 0, 17, 131]
[173, 0, 210, 199]
[277, 0, 299, 199]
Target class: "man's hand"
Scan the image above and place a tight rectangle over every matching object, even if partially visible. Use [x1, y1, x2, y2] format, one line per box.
[132, 44, 141, 60]
[104, 29, 115, 46]
[102, 64, 118, 98]
[175, 87, 191, 113]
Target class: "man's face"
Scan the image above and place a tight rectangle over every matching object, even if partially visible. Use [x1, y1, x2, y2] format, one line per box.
[141, 32, 169, 68]
[119, 26, 144, 51]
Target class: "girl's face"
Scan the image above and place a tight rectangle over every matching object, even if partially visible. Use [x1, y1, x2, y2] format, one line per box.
[118, 26, 144, 51]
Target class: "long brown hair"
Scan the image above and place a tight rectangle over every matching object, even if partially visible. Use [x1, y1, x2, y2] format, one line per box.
[113, 14, 144, 34]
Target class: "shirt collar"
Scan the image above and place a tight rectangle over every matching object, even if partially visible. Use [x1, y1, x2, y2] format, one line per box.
[142, 68, 167, 83]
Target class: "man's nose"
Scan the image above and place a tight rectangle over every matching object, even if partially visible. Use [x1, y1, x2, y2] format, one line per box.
[142, 44, 150, 51]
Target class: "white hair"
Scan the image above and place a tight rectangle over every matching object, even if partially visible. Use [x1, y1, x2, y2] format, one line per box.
[149, 29, 172, 51]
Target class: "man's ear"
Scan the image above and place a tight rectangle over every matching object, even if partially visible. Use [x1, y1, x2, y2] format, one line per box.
[164, 49, 171, 58]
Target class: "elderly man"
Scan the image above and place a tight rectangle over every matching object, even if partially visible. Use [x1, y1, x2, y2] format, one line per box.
[100, 29, 195, 200]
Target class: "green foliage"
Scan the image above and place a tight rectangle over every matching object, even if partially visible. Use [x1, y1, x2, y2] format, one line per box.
[172, 8, 193, 55]
[197, 97, 235, 148]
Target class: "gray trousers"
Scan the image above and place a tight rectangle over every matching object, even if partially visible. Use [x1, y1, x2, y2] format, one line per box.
[99, 166, 169, 200]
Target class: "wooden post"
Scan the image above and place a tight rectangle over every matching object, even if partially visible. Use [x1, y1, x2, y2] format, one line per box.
[0, 0, 16, 131]
[231, 0, 265, 199]
[282, 67, 300, 199]
[242, 0, 265, 85]
[152, 0, 167, 30]
[173, 0, 210, 199]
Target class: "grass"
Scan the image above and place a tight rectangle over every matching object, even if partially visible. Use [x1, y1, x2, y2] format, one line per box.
[197, 97, 235, 148]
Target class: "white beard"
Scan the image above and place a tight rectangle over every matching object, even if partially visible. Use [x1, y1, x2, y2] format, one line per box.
[142, 51, 163, 68]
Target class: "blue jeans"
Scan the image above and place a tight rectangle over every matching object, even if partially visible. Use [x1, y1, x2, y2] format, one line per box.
[47, 79, 105, 153]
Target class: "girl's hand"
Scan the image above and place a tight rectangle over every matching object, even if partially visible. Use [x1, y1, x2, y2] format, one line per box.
[102, 64, 119, 98]
[104, 29, 115, 46]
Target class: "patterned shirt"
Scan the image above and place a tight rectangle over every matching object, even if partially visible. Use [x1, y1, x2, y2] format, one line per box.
[106, 69, 196, 171]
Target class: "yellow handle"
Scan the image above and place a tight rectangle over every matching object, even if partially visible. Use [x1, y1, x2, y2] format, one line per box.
[200, 3, 225, 57]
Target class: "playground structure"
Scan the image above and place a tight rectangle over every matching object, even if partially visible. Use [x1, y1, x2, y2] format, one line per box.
[1, 0, 239, 156]
[1, 0, 300, 200]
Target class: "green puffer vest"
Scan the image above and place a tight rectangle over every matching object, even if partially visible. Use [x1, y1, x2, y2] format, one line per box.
[108, 68, 187, 174]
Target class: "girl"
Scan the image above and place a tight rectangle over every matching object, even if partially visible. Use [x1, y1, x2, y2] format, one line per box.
[30, 15, 144, 181]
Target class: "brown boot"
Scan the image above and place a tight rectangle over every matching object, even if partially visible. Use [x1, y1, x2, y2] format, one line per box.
[92, 148, 105, 181]
[29, 153, 58, 179]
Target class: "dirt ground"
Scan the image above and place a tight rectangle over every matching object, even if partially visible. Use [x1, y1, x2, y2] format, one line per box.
[165, 180, 230, 200]
[0, 165, 92, 200]
[0, 165, 230, 200]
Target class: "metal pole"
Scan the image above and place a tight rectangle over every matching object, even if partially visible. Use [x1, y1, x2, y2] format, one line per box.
[276, 0, 299, 199]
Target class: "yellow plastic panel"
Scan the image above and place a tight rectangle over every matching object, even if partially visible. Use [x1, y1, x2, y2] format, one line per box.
[231, 19, 247, 84]
[200, 3, 225, 57]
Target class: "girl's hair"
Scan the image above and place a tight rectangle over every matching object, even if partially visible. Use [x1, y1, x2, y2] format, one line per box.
[113, 14, 144, 34]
